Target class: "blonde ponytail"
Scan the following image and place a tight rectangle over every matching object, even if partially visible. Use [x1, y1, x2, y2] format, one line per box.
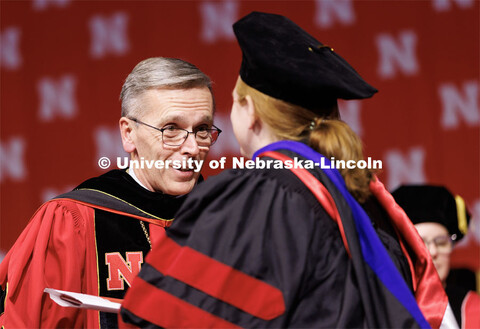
[309, 119, 372, 203]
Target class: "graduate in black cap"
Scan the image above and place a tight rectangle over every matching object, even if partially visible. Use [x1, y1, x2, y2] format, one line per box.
[393, 185, 480, 329]
[120, 12, 452, 328]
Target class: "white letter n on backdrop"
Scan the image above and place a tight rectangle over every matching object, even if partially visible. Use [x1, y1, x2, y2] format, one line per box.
[89, 12, 129, 59]
[384, 147, 426, 191]
[38, 75, 77, 122]
[0, 137, 26, 182]
[199, 0, 238, 43]
[440, 81, 479, 129]
[0, 27, 22, 70]
[376, 30, 419, 79]
[314, 0, 355, 28]
[94, 126, 128, 166]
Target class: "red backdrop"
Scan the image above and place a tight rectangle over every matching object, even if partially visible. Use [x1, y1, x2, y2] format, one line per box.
[1, 0, 479, 252]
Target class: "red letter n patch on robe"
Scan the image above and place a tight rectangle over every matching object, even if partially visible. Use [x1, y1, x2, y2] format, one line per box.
[105, 252, 143, 290]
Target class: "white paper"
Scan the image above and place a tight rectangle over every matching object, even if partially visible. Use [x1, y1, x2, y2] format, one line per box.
[44, 288, 121, 313]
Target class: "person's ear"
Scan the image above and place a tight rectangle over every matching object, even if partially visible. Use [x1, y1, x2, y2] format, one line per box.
[244, 95, 258, 130]
[119, 117, 136, 153]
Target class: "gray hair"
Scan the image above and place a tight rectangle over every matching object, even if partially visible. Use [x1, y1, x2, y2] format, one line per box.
[120, 57, 214, 118]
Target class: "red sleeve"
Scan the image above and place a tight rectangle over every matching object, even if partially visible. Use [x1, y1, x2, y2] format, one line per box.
[0, 200, 97, 328]
[463, 291, 480, 329]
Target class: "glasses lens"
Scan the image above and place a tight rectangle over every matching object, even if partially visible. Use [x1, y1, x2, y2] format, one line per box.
[209, 129, 220, 145]
[162, 128, 187, 146]
[195, 130, 210, 141]
[433, 235, 452, 253]
[194, 128, 220, 146]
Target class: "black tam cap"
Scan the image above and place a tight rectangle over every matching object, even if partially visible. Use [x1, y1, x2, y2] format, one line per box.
[232, 11, 378, 116]
[392, 185, 468, 241]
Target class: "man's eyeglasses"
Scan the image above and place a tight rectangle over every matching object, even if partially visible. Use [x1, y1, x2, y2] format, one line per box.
[129, 117, 222, 147]
[422, 235, 455, 254]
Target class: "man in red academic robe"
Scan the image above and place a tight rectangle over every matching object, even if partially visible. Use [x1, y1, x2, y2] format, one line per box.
[0, 57, 220, 328]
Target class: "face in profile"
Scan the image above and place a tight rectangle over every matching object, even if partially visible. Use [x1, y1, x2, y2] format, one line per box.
[230, 84, 258, 158]
[414, 222, 452, 285]
[123, 87, 214, 195]
[230, 89, 248, 156]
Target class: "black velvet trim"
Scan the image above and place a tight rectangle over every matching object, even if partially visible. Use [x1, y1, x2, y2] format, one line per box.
[445, 283, 470, 326]
[74, 169, 189, 219]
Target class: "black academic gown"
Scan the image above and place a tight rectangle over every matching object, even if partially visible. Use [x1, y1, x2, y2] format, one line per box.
[121, 149, 415, 328]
